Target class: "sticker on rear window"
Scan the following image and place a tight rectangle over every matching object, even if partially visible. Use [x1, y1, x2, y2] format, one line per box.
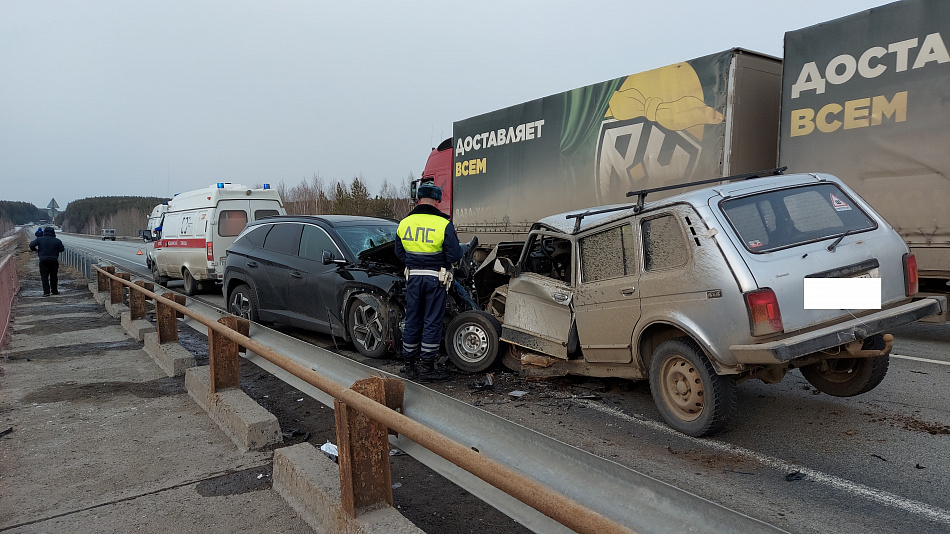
[748, 240, 763, 248]
[829, 193, 851, 211]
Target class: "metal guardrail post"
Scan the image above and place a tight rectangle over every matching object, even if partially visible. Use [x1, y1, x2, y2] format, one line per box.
[112, 272, 130, 305]
[130, 281, 148, 320]
[209, 316, 241, 393]
[334, 376, 401, 516]
[157, 292, 179, 343]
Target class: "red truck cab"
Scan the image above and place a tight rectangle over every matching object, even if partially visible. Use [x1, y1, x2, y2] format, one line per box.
[415, 137, 454, 216]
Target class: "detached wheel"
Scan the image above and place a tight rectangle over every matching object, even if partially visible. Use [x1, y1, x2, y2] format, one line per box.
[347, 294, 391, 359]
[801, 336, 889, 397]
[649, 337, 737, 437]
[446, 311, 503, 373]
[182, 269, 198, 296]
[228, 284, 259, 322]
[151, 263, 170, 286]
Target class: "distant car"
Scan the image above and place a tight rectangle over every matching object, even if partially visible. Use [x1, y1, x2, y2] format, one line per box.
[101, 229, 116, 241]
[470, 172, 946, 436]
[223, 215, 486, 362]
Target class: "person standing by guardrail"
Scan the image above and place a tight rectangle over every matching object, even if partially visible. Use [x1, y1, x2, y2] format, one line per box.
[29, 227, 65, 296]
[395, 183, 462, 382]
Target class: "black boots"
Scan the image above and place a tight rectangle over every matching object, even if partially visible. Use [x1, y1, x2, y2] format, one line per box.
[398, 360, 419, 380]
[418, 359, 450, 382]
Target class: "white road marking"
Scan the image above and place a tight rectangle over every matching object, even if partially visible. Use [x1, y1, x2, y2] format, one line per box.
[891, 354, 950, 367]
[575, 399, 950, 526]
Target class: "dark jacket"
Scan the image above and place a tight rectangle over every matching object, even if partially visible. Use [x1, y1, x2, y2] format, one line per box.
[29, 227, 65, 261]
[394, 204, 463, 269]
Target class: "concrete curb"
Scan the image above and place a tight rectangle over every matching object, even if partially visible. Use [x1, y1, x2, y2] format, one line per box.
[143, 332, 196, 376]
[121, 311, 157, 341]
[273, 443, 424, 534]
[185, 365, 282, 451]
[106, 301, 129, 319]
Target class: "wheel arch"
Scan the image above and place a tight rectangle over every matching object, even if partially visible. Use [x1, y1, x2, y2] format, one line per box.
[637, 320, 732, 375]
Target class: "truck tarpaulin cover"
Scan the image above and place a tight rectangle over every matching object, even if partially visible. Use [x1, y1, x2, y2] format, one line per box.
[780, 0, 950, 274]
[451, 50, 737, 232]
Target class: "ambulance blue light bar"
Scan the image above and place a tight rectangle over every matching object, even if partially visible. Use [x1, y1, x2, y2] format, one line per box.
[263, 183, 270, 189]
[217, 183, 225, 188]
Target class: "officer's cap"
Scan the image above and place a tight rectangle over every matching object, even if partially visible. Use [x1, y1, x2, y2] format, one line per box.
[417, 183, 443, 202]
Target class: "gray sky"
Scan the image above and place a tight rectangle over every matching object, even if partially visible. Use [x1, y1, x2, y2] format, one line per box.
[1, 0, 889, 209]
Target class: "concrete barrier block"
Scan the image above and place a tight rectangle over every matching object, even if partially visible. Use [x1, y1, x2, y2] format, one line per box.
[92, 290, 108, 305]
[273, 443, 423, 534]
[106, 302, 129, 319]
[121, 312, 156, 342]
[143, 332, 196, 377]
[185, 366, 281, 451]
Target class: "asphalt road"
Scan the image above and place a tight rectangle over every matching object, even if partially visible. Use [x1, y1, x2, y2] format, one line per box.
[60, 233, 950, 534]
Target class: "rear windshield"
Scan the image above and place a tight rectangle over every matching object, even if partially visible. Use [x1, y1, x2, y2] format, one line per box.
[335, 223, 398, 256]
[721, 184, 876, 253]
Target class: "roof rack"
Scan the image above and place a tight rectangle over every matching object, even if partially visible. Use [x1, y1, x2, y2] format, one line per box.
[564, 166, 787, 233]
[625, 166, 787, 212]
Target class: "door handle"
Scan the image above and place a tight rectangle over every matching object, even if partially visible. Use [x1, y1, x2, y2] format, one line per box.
[247, 261, 259, 268]
[553, 293, 569, 303]
[290, 271, 302, 279]
[621, 287, 636, 296]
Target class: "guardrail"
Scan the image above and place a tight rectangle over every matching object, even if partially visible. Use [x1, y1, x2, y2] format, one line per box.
[0, 251, 19, 351]
[92, 264, 636, 534]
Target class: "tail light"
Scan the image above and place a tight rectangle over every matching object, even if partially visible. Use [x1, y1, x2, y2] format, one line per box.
[207, 242, 214, 261]
[745, 288, 783, 336]
[903, 253, 918, 296]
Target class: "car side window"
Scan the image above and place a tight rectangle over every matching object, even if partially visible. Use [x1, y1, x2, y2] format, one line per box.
[299, 225, 339, 261]
[642, 214, 688, 271]
[238, 225, 271, 248]
[579, 224, 636, 283]
[219, 210, 249, 237]
[262, 223, 303, 256]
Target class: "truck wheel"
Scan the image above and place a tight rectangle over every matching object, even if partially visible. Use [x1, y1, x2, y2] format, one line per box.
[800, 336, 889, 397]
[649, 337, 737, 437]
[151, 263, 170, 286]
[446, 311, 504, 373]
[228, 284, 259, 322]
[182, 269, 198, 296]
[347, 294, 390, 359]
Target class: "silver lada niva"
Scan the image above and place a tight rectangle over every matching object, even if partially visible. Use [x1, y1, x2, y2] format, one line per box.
[462, 171, 946, 436]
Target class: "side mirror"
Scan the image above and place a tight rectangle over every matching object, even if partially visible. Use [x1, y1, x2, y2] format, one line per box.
[493, 257, 517, 276]
[322, 250, 347, 265]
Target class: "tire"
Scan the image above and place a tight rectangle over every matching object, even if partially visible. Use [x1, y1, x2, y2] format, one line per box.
[649, 337, 737, 437]
[800, 335, 890, 397]
[228, 284, 260, 322]
[182, 269, 198, 296]
[151, 262, 170, 286]
[347, 294, 391, 359]
[446, 311, 503, 373]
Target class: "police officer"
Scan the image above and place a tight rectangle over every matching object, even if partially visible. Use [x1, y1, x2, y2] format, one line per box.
[394, 183, 462, 381]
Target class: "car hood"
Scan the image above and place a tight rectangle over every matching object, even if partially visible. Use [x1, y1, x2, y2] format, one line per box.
[358, 240, 404, 268]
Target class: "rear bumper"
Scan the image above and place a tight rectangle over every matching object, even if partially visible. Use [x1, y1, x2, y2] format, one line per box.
[730, 296, 946, 364]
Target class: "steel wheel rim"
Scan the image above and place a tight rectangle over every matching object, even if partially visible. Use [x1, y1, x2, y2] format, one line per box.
[229, 293, 250, 319]
[816, 358, 860, 383]
[352, 304, 383, 352]
[660, 355, 704, 422]
[453, 324, 490, 363]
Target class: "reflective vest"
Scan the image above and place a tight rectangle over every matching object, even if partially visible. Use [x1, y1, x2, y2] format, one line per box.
[398, 213, 449, 255]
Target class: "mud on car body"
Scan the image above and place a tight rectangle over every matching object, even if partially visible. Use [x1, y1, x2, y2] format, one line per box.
[223, 215, 485, 365]
[465, 171, 945, 437]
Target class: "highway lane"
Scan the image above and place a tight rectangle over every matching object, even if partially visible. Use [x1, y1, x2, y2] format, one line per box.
[57, 235, 950, 533]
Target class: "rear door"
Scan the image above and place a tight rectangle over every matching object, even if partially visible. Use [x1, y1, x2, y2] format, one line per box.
[257, 222, 303, 319]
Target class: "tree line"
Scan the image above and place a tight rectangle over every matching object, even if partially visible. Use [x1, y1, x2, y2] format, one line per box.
[0, 201, 45, 236]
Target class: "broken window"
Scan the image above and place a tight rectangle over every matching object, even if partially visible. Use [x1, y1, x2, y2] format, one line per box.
[642, 214, 688, 271]
[579, 224, 636, 282]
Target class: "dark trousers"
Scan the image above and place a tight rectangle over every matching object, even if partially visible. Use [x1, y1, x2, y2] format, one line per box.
[402, 275, 446, 363]
[39, 259, 59, 295]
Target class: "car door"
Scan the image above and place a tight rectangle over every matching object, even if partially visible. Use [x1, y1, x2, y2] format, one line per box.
[573, 222, 641, 363]
[280, 223, 346, 332]
[501, 231, 574, 359]
[257, 222, 303, 320]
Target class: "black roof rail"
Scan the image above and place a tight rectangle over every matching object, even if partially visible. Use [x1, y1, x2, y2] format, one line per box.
[625, 166, 787, 213]
[564, 166, 787, 233]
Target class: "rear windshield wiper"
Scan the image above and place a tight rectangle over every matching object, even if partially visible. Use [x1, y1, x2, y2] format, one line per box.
[826, 228, 860, 252]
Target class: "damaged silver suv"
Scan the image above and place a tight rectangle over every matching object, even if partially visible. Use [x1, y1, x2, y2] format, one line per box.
[462, 171, 945, 437]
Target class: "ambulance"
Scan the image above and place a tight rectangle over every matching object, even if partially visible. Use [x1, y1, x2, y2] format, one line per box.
[151, 183, 285, 294]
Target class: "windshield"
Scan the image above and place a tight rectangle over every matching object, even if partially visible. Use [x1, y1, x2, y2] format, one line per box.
[335, 222, 399, 256]
[721, 183, 876, 253]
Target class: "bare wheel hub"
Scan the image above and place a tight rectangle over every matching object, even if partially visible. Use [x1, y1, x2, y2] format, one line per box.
[661, 355, 704, 422]
[454, 325, 490, 363]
